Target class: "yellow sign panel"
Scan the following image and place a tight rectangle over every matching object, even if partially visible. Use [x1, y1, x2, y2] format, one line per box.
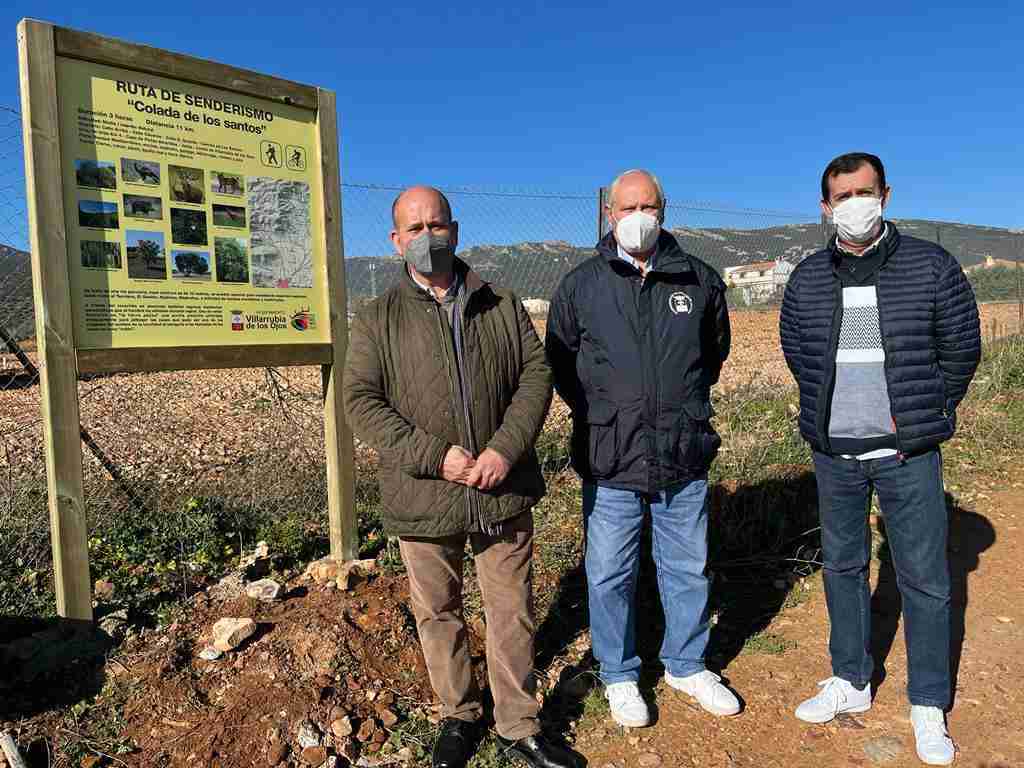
[56, 56, 330, 348]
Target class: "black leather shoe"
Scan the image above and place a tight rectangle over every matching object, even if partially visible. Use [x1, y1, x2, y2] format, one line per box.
[497, 733, 583, 768]
[432, 718, 478, 768]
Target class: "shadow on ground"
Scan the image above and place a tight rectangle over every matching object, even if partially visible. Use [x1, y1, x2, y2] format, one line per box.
[0, 616, 113, 720]
[705, 468, 821, 671]
[869, 493, 996, 704]
[535, 467, 822, 727]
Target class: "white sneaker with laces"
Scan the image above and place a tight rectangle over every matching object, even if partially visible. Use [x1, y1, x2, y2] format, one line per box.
[605, 681, 650, 728]
[664, 670, 741, 716]
[910, 705, 955, 765]
[794, 677, 871, 723]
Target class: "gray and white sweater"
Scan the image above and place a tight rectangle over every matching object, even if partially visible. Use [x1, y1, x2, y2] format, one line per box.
[828, 228, 899, 459]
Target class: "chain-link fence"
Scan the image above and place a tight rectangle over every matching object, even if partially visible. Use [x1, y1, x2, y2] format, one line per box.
[901, 221, 1024, 341]
[2, 101, 1023, 617]
[341, 183, 829, 310]
[0, 105, 46, 617]
[342, 184, 1023, 315]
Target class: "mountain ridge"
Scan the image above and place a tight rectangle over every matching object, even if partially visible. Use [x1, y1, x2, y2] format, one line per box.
[1, 219, 1019, 342]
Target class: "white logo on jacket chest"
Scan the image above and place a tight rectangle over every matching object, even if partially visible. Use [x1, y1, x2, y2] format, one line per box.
[668, 292, 693, 315]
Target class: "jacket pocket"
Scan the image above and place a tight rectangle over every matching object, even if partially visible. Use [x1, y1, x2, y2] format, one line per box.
[677, 401, 721, 473]
[584, 399, 619, 478]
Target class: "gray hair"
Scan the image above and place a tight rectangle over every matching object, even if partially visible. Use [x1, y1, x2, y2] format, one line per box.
[607, 169, 666, 210]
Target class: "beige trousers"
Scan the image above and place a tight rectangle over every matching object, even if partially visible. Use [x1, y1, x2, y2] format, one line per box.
[398, 512, 540, 740]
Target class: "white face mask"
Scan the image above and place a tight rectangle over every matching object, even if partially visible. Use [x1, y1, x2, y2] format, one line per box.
[831, 196, 883, 244]
[614, 211, 660, 253]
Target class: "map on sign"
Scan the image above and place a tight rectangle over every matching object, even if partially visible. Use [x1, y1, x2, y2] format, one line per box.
[56, 57, 329, 348]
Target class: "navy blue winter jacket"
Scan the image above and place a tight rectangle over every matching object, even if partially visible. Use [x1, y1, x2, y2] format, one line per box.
[546, 231, 731, 492]
[779, 224, 981, 456]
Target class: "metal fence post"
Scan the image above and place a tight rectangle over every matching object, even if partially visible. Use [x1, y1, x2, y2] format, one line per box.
[597, 186, 608, 243]
[1017, 255, 1022, 333]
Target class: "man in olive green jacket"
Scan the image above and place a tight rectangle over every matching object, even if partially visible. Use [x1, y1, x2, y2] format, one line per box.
[344, 187, 575, 768]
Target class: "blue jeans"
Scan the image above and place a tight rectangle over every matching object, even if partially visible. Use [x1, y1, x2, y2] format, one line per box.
[583, 478, 710, 684]
[812, 449, 951, 708]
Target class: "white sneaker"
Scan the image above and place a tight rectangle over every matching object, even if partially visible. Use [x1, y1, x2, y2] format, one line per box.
[911, 705, 955, 765]
[605, 681, 650, 728]
[794, 677, 871, 723]
[664, 670, 741, 716]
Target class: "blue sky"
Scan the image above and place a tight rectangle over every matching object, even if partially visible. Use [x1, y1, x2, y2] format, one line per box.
[79, 199, 116, 214]
[3, 0, 1023, 251]
[126, 229, 163, 248]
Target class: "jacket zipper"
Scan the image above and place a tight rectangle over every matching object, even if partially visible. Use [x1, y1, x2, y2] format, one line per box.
[452, 300, 483, 530]
[873, 274, 905, 457]
[433, 304, 476, 530]
[634, 272, 653, 491]
[644, 276, 659, 490]
[818, 279, 843, 455]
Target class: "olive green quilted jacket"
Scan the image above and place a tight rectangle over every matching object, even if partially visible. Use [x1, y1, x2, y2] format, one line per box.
[342, 260, 553, 537]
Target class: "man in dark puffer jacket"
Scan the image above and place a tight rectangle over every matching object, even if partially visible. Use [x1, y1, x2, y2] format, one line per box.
[780, 153, 981, 766]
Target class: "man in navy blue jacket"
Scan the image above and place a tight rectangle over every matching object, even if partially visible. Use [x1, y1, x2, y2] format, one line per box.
[546, 169, 737, 729]
[780, 152, 981, 766]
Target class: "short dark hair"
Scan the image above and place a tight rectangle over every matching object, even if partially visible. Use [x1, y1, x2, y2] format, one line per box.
[391, 187, 453, 228]
[821, 152, 886, 202]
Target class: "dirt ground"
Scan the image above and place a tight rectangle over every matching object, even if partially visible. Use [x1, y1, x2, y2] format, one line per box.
[2, 306, 1023, 768]
[574, 484, 1024, 768]
[2, 567, 444, 767]
[3, 474, 1021, 768]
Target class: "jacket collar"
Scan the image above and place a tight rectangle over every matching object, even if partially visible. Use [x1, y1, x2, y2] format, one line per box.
[828, 221, 901, 271]
[596, 230, 693, 276]
[399, 256, 487, 303]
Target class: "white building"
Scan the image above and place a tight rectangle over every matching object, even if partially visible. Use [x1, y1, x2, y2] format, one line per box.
[723, 259, 794, 305]
[522, 298, 550, 316]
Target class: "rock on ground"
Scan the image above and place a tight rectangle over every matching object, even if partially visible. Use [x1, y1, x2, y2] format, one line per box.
[305, 558, 340, 583]
[375, 705, 399, 727]
[94, 579, 115, 601]
[211, 618, 256, 652]
[246, 579, 283, 601]
[299, 746, 327, 765]
[330, 716, 353, 738]
[297, 720, 321, 749]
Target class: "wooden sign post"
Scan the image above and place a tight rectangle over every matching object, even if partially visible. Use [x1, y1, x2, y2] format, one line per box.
[17, 19, 357, 621]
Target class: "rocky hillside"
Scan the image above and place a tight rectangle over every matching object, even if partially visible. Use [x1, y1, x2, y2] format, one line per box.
[1, 219, 1019, 341]
[0, 244, 33, 342]
[345, 219, 1022, 300]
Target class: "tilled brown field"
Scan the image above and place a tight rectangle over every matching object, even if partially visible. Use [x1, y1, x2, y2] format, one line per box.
[3, 304, 1020, 485]
[532, 302, 1022, 390]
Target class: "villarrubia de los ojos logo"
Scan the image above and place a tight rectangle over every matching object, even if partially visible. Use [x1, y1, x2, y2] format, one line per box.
[229, 308, 316, 332]
[291, 308, 317, 331]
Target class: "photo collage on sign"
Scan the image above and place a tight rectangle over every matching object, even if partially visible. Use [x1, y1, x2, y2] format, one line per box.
[73, 155, 311, 289]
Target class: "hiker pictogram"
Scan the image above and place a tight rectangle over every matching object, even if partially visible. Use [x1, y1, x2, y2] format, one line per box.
[260, 140, 282, 168]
